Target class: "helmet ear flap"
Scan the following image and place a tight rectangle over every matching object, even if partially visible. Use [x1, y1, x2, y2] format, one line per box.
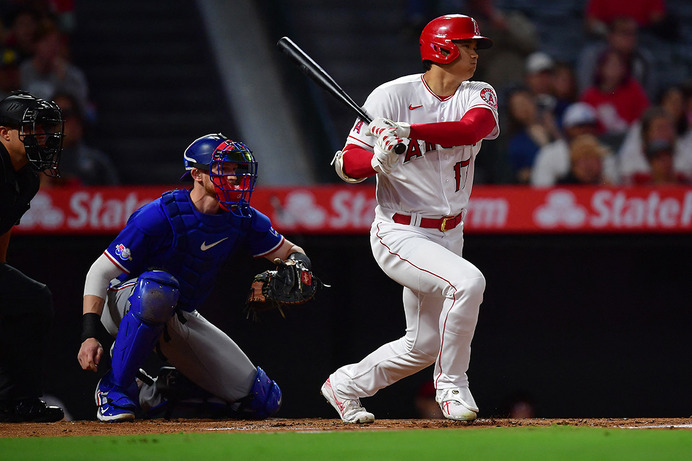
[429, 40, 460, 64]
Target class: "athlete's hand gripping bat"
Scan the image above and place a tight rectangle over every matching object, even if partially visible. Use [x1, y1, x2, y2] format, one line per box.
[277, 36, 406, 155]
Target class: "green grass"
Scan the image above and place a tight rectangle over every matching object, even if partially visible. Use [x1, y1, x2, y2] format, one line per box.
[1, 426, 691, 461]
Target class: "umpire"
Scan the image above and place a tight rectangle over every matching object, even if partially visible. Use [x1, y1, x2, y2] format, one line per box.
[0, 90, 65, 422]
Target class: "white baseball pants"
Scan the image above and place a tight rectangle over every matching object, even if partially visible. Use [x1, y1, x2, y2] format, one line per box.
[329, 219, 484, 404]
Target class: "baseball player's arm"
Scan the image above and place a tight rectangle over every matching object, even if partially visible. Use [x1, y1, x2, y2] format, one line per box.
[263, 238, 307, 264]
[340, 144, 378, 179]
[78, 253, 124, 372]
[338, 108, 497, 179]
[407, 107, 496, 146]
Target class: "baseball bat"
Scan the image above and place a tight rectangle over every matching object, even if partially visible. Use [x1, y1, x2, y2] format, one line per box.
[276, 36, 406, 155]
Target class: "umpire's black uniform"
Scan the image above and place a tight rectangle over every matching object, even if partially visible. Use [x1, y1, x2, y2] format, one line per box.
[0, 142, 61, 421]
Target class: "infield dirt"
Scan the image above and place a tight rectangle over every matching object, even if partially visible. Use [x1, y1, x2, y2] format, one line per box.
[1, 417, 691, 438]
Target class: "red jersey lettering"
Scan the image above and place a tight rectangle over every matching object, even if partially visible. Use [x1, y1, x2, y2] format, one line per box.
[404, 138, 424, 163]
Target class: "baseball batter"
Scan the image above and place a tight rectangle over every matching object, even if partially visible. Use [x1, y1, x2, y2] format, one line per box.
[324, 14, 499, 423]
[77, 133, 312, 422]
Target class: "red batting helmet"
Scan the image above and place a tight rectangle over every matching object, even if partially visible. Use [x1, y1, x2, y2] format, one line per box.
[420, 14, 493, 65]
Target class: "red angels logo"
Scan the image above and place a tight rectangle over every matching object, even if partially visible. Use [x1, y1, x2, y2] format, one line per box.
[473, 19, 481, 36]
[480, 88, 497, 108]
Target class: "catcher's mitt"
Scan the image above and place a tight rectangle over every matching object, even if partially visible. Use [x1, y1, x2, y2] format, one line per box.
[245, 254, 326, 320]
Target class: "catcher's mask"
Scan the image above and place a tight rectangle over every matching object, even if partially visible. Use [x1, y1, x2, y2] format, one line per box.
[182, 133, 257, 216]
[209, 140, 257, 216]
[0, 90, 64, 176]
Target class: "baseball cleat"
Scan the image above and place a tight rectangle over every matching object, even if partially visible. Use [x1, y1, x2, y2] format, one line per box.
[95, 376, 136, 422]
[320, 378, 374, 424]
[436, 388, 478, 421]
[0, 398, 64, 423]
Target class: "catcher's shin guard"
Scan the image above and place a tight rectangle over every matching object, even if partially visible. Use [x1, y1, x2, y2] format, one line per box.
[111, 271, 179, 388]
[237, 367, 282, 419]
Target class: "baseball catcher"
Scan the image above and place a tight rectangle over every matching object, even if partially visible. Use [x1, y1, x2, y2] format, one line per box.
[246, 252, 326, 320]
[77, 133, 317, 422]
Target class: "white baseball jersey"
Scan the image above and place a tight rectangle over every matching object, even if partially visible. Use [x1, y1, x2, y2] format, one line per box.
[347, 74, 499, 217]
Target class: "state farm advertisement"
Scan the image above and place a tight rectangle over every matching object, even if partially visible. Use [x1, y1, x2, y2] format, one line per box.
[14, 185, 692, 235]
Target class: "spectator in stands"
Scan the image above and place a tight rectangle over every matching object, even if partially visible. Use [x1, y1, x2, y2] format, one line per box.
[472, 7, 539, 92]
[531, 102, 618, 187]
[583, 0, 673, 40]
[19, 17, 88, 112]
[41, 91, 119, 187]
[524, 51, 556, 113]
[556, 134, 612, 185]
[658, 84, 690, 137]
[576, 16, 657, 100]
[1, 7, 40, 62]
[50, 0, 76, 34]
[618, 106, 692, 184]
[551, 62, 578, 131]
[505, 86, 558, 184]
[0, 47, 20, 99]
[580, 49, 649, 143]
[523, 51, 576, 136]
[631, 139, 689, 185]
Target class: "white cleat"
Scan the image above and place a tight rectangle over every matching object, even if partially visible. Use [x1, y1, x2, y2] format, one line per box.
[436, 388, 478, 421]
[320, 378, 375, 424]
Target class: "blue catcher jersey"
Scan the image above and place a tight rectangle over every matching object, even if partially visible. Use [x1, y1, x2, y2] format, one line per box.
[104, 189, 284, 312]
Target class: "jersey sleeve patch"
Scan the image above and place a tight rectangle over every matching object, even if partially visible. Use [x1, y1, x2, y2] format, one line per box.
[480, 87, 498, 108]
[104, 249, 131, 273]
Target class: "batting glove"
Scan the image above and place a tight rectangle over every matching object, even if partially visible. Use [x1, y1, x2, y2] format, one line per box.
[371, 133, 404, 174]
[367, 117, 396, 137]
[368, 117, 411, 138]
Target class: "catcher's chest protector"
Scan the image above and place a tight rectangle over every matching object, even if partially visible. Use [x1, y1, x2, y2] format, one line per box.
[159, 190, 247, 311]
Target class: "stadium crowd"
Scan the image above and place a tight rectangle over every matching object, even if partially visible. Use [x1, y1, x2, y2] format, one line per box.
[2, 0, 690, 187]
[0, 0, 118, 187]
[463, 0, 692, 186]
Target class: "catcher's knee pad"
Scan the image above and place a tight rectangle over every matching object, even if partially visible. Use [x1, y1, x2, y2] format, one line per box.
[111, 271, 179, 388]
[239, 367, 282, 419]
[128, 270, 180, 324]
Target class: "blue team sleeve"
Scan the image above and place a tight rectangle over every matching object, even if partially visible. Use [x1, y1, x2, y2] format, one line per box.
[247, 208, 284, 258]
[104, 200, 172, 274]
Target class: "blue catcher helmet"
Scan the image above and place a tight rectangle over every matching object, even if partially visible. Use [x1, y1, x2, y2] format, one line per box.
[181, 133, 258, 216]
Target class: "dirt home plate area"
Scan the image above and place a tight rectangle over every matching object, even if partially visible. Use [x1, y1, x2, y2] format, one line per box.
[1, 417, 691, 437]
